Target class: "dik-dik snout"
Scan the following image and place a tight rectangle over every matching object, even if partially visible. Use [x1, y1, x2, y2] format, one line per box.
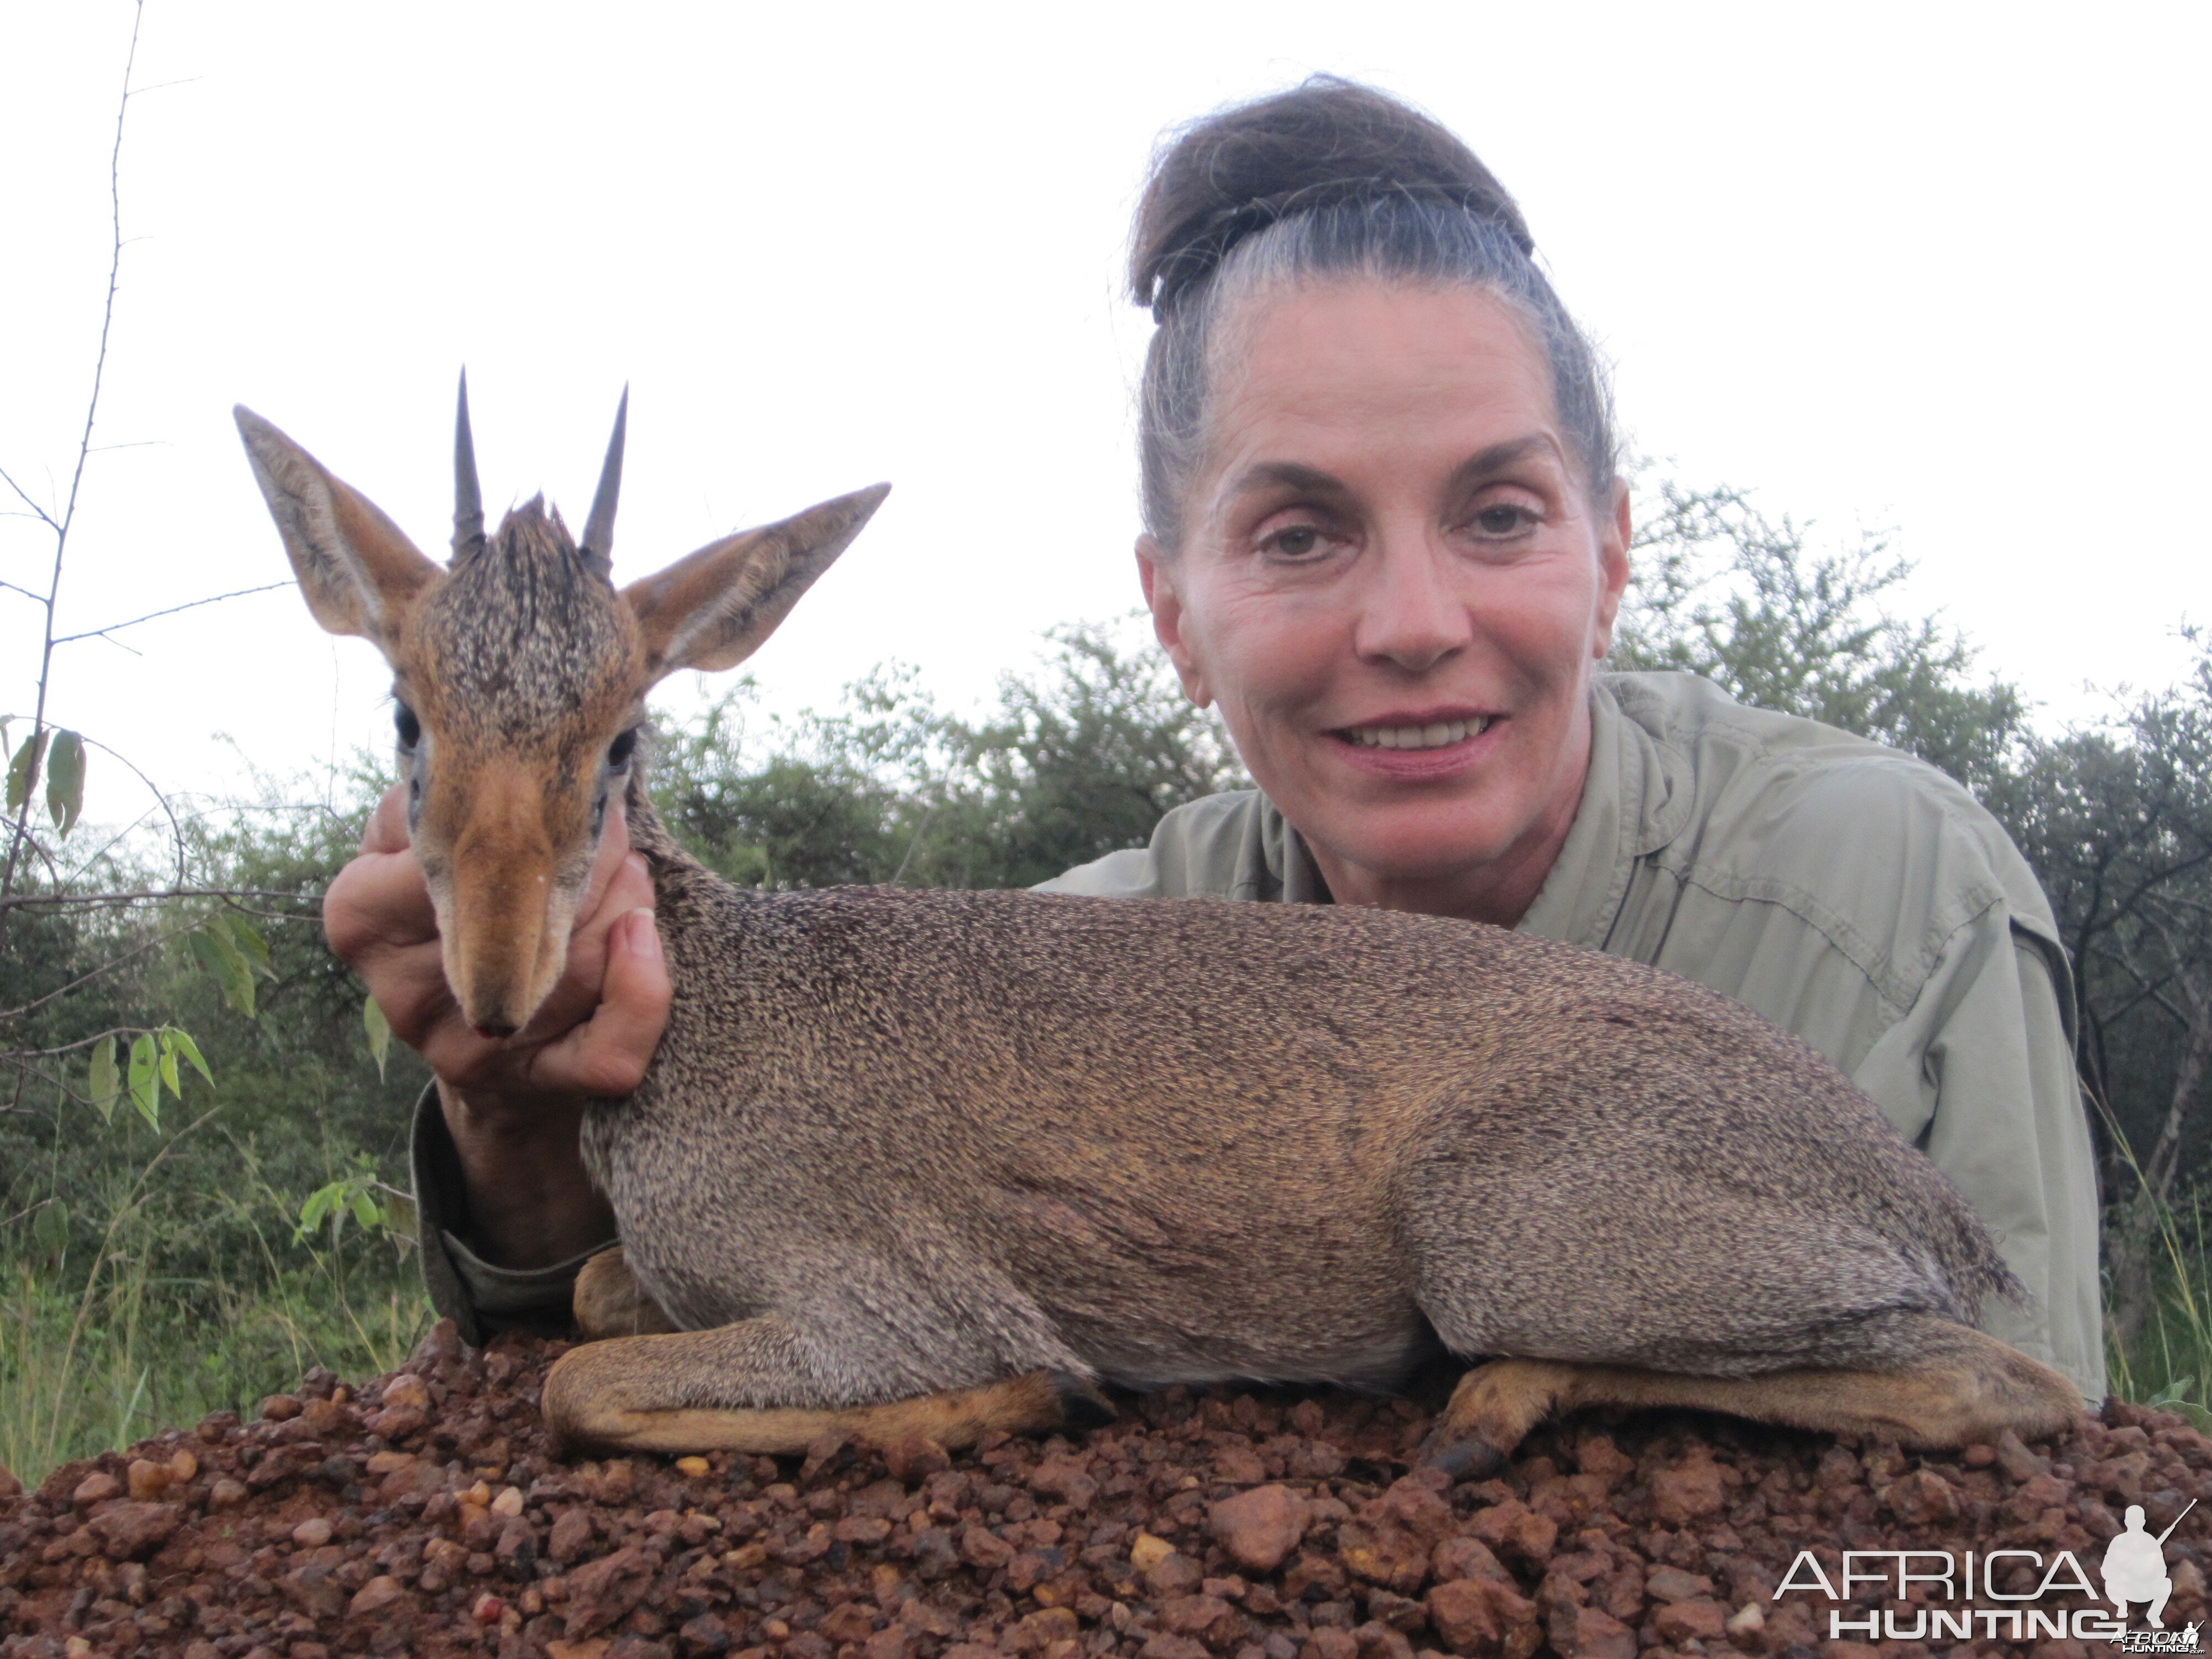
[237, 376, 888, 1037]
[411, 747, 611, 1037]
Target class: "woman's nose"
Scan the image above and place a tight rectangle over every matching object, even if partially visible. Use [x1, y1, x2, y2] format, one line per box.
[1350, 532, 1474, 673]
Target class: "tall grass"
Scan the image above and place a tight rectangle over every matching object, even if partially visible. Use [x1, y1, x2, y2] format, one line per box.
[0, 1112, 430, 1488]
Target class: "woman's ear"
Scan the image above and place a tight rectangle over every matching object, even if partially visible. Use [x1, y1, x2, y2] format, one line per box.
[1590, 479, 1632, 659]
[1136, 535, 1212, 708]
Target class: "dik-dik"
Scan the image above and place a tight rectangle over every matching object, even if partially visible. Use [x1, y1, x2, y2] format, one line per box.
[237, 387, 2082, 1472]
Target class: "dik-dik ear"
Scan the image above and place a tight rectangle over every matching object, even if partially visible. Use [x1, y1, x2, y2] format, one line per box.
[623, 483, 890, 680]
[234, 406, 441, 651]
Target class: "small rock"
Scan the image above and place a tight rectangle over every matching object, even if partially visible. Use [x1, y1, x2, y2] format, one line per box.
[380, 1374, 430, 1412]
[1031, 1454, 1099, 1510]
[1652, 1598, 1729, 1643]
[291, 1517, 335, 1548]
[89, 1500, 183, 1560]
[1147, 1551, 1207, 1595]
[884, 1436, 952, 1484]
[1882, 1467, 1961, 1525]
[564, 1546, 656, 1639]
[675, 1456, 710, 1478]
[1643, 1565, 1712, 1601]
[207, 1476, 248, 1509]
[410, 1318, 463, 1366]
[1725, 1603, 1766, 1637]
[1131, 1532, 1177, 1571]
[1647, 1449, 1726, 1525]
[492, 1484, 525, 1516]
[1468, 1498, 1557, 1566]
[348, 1574, 409, 1616]
[550, 1508, 597, 1563]
[72, 1470, 120, 1506]
[1209, 1484, 1312, 1574]
[260, 1394, 302, 1421]
[497, 1516, 540, 1575]
[1995, 1428, 2052, 1483]
[126, 1459, 171, 1500]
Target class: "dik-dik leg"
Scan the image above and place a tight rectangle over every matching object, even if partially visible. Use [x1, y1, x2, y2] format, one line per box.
[573, 1246, 682, 1339]
[1417, 1316, 2083, 1475]
[543, 1322, 1114, 1456]
[549, 1258, 1114, 1455]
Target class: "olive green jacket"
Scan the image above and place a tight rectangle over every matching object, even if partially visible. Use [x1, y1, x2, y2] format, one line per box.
[411, 670, 2106, 1400]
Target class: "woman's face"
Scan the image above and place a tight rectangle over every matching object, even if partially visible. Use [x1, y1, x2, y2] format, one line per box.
[1140, 281, 1630, 924]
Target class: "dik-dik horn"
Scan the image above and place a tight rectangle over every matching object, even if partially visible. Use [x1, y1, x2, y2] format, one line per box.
[240, 385, 2084, 1474]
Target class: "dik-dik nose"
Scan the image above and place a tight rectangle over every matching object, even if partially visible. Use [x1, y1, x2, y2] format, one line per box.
[436, 785, 573, 1039]
[447, 854, 557, 1039]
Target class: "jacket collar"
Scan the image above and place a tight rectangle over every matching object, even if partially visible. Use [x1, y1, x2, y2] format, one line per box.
[1516, 674, 1693, 949]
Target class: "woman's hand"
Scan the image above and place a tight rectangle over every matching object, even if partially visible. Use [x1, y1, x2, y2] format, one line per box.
[324, 784, 672, 1266]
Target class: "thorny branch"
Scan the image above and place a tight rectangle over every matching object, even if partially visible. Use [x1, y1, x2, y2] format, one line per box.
[51, 580, 291, 648]
[0, 0, 146, 953]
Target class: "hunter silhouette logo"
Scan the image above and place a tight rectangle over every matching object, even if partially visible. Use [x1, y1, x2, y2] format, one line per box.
[2104, 1500, 2196, 1637]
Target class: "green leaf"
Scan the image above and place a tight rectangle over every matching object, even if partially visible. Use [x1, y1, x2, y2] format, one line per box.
[220, 913, 274, 979]
[163, 1025, 212, 1089]
[86, 1036, 119, 1124]
[6, 729, 48, 813]
[30, 1201, 67, 1259]
[126, 1033, 159, 1129]
[156, 1031, 180, 1099]
[348, 1189, 381, 1230]
[363, 994, 392, 1082]
[44, 728, 84, 837]
[191, 921, 255, 1018]
[295, 1181, 338, 1243]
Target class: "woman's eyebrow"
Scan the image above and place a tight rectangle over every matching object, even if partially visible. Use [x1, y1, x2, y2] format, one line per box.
[1446, 435, 1557, 491]
[1223, 460, 1349, 499]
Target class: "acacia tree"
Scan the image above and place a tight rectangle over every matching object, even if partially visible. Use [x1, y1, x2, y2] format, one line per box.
[2005, 651, 2212, 1348]
[650, 620, 1248, 894]
[1611, 479, 2028, 796]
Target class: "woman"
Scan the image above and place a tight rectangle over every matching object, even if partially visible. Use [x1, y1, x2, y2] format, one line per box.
[330, 78, 2104, 1401]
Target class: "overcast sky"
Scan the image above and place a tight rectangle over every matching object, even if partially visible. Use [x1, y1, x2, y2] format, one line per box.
[3, 3, 2206, 839]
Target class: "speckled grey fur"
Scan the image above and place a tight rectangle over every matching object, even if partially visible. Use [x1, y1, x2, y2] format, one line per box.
[586, 773, 2022, 1412]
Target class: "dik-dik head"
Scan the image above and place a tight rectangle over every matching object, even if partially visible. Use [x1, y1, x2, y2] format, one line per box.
[236, 380, 888, 1037]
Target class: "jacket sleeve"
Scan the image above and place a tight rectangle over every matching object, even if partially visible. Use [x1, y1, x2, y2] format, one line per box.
[1846, 906, 2107, 1403]
[409, 1083, 617, 1347]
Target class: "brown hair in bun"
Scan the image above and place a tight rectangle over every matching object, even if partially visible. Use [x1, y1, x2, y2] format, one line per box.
[1130, 76, 1614, 549]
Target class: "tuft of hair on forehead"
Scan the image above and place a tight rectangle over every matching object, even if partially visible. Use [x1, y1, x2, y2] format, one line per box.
[448, 494, 609, 582]
[423, 494, 635, 744]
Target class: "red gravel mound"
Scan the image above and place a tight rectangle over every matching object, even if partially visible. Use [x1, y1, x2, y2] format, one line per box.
[3, 1322, 2207, 1659]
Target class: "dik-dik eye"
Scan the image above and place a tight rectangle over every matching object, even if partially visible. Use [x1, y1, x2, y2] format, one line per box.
[607, 728, 639, 770]
[394, 705, 421, 750]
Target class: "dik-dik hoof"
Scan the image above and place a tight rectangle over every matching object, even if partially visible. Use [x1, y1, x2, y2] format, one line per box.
[1050, 1371, 1119, 1433]
[1416, 1430, 1507, 1483]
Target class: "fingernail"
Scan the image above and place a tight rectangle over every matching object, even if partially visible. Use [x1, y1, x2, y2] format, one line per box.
[626, 909, 661, 962]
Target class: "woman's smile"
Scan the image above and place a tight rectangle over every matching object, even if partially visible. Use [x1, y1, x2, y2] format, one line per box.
[1326, 708, 1506, 780]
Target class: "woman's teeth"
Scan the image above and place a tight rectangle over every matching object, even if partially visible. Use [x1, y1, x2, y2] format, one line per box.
[1346, 717, 1492, 750]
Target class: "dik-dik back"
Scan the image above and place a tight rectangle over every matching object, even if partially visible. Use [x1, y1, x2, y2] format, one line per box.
[239, 385, 2084, 1468]
[603, 863, 2009, 1389]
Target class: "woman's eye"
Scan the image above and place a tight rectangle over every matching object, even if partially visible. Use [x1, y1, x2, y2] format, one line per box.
[394, 705, 421, 749]
[1472, 504, 1535, 536]
[1261, 524, 1329, 559]
[607, 728, 638, 769]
